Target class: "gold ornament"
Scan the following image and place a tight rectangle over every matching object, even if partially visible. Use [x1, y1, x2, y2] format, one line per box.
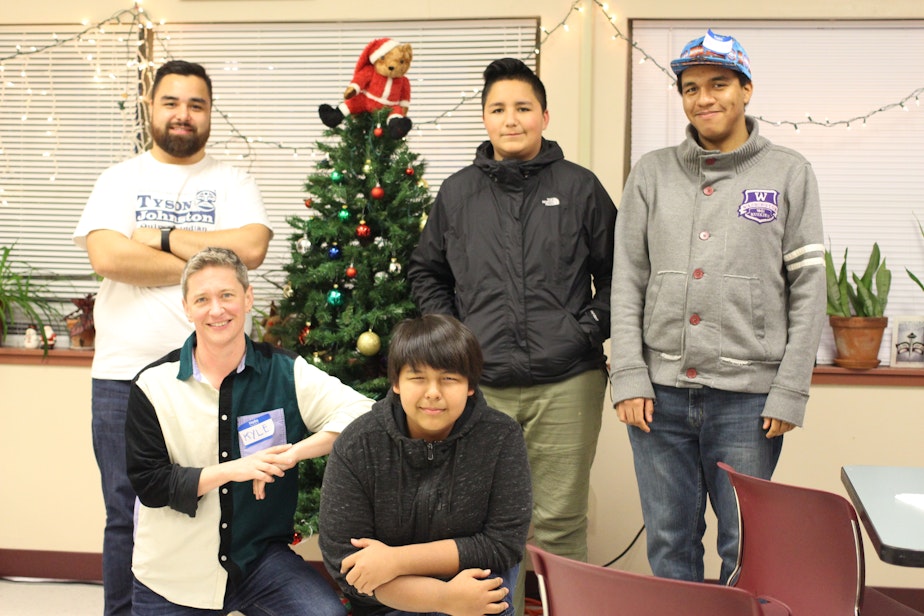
[356, 330, 382, 356]
[419, 212, 429, 231]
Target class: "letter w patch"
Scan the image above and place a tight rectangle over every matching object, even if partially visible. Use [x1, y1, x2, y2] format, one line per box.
[738, 189, 779, 224]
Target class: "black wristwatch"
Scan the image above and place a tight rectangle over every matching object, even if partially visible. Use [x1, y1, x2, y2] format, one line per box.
[161, 226, 175, 253]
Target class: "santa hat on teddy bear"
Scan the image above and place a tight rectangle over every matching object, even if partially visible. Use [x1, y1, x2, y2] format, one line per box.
[354, 38, 402, 73]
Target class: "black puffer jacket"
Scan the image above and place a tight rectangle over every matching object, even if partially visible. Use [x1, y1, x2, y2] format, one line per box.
[408, 139, 617, 386]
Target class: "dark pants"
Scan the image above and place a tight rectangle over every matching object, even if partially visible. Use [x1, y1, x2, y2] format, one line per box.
[92, 378, 135, 616]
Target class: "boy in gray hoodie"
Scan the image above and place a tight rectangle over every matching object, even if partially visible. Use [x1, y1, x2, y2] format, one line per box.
[610, 29, 826, 584]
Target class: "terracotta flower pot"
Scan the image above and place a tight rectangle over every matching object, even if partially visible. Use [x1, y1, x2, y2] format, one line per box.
[66, 317, 95, 350]
[829, 315, 888, 369]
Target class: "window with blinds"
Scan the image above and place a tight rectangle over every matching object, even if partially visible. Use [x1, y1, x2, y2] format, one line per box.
[629, 20, 924, 365]
[0, 18, 538, 332]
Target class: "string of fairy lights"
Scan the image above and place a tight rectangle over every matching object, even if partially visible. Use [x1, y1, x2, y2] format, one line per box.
[0, 0, 922, 166]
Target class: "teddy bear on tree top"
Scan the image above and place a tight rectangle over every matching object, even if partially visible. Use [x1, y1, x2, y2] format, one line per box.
[319, 37, 414, 139]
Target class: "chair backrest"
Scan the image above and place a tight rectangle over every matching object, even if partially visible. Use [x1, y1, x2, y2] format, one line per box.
[719, 462, 865, 616]
[526, 544, 784, 616]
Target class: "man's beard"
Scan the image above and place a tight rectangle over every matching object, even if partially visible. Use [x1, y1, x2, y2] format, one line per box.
[152, 122, 209, 159]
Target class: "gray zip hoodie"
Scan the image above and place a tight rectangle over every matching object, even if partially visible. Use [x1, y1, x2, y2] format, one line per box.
[610, 117, 826, 426]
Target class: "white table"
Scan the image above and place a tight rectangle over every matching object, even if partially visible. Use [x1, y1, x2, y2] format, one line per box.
[841, 465, 924, 567]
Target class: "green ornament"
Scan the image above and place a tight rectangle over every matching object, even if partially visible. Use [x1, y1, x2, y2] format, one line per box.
[338, 206, 350, 221]
[330, 170, 343, 183]
[327, 287, 344, 306]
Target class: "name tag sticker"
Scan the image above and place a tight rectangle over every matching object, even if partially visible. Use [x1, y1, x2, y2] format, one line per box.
[237, 408, 286, 455]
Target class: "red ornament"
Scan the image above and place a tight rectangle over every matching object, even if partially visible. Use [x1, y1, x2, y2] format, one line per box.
[370, 185, 385, 200]
[298, 324, 311, 345]
[405, 167, 415, 176]
[356, 220, 372, 238]
[291, 531, 303, 545]
[303, 198, 312, 208]
[373, 125, 384, 138]
[345, 265, 357, 278]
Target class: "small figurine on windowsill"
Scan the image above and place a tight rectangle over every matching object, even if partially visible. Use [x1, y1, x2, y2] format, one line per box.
[23, 324, 41, 349]
[42, 325, 56, 350]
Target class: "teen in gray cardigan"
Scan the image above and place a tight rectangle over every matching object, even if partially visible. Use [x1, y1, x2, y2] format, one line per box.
[610, 30, 826, 584]
[319, 315, 532, 616]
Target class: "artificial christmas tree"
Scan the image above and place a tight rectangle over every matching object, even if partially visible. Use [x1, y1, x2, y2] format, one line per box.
[275, 107, 431, 536]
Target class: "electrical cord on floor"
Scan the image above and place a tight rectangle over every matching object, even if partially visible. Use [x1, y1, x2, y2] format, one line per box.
[601, 524, 645, 567]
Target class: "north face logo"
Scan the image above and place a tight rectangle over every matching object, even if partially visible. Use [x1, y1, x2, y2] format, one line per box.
[542, 197, 560, 207]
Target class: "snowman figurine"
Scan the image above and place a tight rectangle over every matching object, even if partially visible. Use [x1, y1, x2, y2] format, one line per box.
[23, 324, 41, 349]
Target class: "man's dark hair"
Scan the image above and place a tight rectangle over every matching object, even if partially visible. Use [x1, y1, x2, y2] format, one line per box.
[481, 58, 547, 111]
[152, 60, 213, 101]
[387, 314, 484, 387]
[675, 70, 751, 95]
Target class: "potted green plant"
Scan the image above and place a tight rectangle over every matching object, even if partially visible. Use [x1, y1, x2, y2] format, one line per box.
[65, 293, 96, 350]
[825, 242, 891, 369]
[0, 244, 59, 347]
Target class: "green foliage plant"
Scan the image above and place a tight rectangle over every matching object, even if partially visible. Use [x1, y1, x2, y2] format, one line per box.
[907, 214, 924, 294]
[0, 244, 59, 343]
[825, 242, 891, 318]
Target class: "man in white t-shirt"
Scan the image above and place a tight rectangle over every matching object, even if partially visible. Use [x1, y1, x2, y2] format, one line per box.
[73, 60, 273, 616]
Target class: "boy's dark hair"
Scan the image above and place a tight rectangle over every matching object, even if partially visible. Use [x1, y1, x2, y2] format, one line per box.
[481, 58, 547, 111]
[675, 70, 751, 95]
[387, 314, 484, 387]
[152, 60, 213, 101]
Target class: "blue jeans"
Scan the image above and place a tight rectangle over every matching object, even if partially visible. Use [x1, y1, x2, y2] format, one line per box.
[132, 542, 346, 615]
[628, 385, 783, 584]
[93, 378, 136, 616]
[375, 565, 519, 616]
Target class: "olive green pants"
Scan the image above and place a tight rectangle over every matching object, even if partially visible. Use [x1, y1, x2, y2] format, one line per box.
[481, 368, 607, 616]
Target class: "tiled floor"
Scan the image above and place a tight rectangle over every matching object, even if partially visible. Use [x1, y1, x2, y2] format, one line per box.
[0, 578, 103, 615]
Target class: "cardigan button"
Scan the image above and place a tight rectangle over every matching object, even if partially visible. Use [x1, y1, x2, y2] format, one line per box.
[692, 268, 704, 280]
[690, 314, 701, 325]
[703, 186, 715, 196]
[686, 368, 698, 379]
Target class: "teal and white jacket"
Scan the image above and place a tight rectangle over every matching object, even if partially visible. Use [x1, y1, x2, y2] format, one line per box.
[125, 333, 372, 609]
[610, 118, 826, 426]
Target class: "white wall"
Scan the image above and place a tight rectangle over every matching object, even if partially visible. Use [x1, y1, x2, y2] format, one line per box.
[2, 363, 922, 588]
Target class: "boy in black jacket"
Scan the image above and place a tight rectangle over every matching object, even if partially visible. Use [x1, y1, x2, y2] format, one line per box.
[320, 314, 532, 616]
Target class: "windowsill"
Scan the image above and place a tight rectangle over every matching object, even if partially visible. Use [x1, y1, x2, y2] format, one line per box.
[811, 364, 924, 387]
[0, 346, 95, 367]
[2, 347, 923, 385]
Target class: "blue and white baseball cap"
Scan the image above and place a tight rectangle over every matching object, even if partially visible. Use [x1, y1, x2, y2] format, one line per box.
[670, 29, 752, 80]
